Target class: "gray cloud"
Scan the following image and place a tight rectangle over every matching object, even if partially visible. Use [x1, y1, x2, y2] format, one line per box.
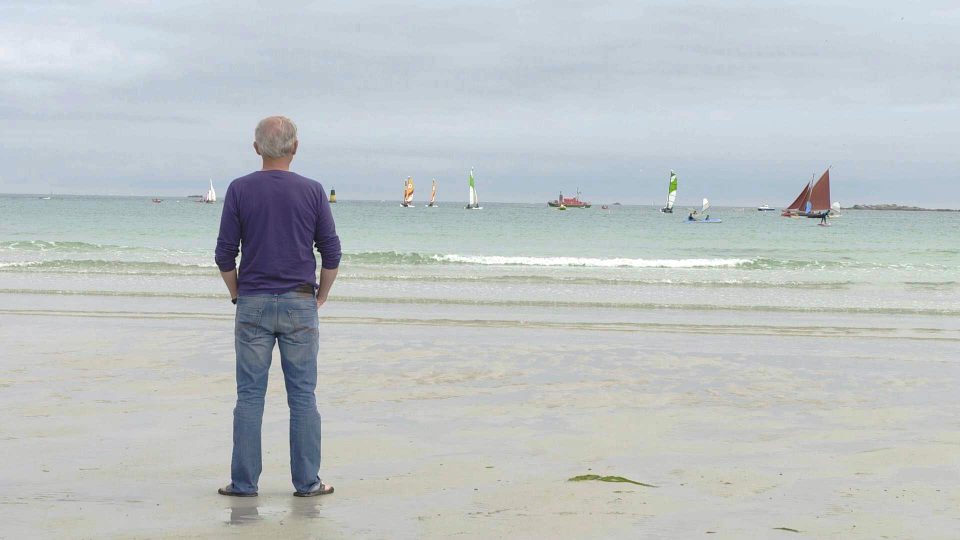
[1, 0, 958, 205]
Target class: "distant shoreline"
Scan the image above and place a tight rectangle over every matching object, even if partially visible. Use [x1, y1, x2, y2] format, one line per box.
[847, 204, 960, 212]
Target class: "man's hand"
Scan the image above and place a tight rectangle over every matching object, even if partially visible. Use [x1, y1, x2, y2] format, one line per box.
[220, 269, 239, 302]
[315, 267, 338, 309]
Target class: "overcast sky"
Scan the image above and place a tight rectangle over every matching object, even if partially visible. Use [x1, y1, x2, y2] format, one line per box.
[2, 1, 958, 206]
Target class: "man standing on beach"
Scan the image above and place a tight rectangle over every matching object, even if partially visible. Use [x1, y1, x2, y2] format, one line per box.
[214, 116, 341, 497]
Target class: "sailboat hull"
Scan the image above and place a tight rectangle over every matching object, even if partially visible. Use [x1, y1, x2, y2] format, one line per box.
[660, 208, 673, 213]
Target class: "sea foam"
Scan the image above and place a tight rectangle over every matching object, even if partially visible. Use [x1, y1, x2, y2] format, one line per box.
[433, 254, 753, 268]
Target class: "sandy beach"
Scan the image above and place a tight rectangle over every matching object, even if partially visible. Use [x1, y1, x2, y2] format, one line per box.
[2, 292, 958, 539]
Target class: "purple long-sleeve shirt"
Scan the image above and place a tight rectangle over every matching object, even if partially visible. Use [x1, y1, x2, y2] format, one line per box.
[215, 170, 341, 295]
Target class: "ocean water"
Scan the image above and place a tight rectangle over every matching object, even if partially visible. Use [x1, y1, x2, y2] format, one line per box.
[1, 195, 958, 335]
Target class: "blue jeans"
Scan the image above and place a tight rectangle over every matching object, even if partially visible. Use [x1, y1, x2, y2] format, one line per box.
[229, 291, 322, 494]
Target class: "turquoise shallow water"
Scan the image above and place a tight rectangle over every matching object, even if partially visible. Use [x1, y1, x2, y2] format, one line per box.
[1, 195, 958, 316]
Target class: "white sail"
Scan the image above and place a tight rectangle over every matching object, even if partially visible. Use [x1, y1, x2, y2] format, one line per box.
[701, 198, 710, 213]
[466, 168, 480, 209]
[204, 179, 216, 203]
[666, 171, 678, 210]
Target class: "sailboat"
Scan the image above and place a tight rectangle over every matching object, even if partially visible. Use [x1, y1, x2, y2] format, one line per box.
[427, 179, 438, 207]
[329, 188, 337, 203]
[686, 198, 721, 223]
[465, 169, 482, 210]
[660, 170, 678, 213]
[401, 177, 415, 207]
[782, 169, 831, 219]
[202, 179, 217, 203]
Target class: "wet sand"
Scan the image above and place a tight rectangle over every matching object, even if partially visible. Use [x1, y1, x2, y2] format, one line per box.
[1, 297, 959, 539]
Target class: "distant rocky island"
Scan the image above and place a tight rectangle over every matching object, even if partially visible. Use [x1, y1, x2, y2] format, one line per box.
[848, 204, 959, 212]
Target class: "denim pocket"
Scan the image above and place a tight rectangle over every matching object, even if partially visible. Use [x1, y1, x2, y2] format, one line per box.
[289, 309, 318, 326]
[235, 306, 264, 342]
[286, 308, 318, 344]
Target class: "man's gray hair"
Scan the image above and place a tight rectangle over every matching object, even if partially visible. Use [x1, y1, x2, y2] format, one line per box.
[255, 116, 298, 158]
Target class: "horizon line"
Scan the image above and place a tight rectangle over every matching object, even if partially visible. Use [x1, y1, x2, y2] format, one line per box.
[2, 192, 954, 210]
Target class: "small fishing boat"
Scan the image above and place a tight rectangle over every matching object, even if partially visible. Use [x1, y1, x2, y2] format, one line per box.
[329, 188, 337, 203]
[152, 198, 163, 203]
[401, 177, 415, 207]
[548, 189, 591, 208]
[427, 179, 438, 207]
[660, 171, 678, 213]
[757, 204, 775, 211]
[465, 169, 482, 210]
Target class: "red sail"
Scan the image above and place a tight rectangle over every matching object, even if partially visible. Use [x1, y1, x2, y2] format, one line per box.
[807, 169, 831, 211]
[785, 182, 811, 211]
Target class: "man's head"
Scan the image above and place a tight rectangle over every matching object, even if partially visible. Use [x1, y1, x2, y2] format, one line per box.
[254, 116, 298, 161]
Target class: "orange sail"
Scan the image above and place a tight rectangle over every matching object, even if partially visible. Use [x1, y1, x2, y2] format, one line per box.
[807, 169, 831, 212]
[784, 182, 811, 212]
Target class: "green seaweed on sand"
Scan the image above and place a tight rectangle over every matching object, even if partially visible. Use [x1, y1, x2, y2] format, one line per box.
[567, 474, 657, 488]
[773, 527, 800, 533]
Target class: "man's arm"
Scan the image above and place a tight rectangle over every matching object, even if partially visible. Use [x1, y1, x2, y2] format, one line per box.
[215, 184, 241, 301]
[314, 186, 342, 308]
[221, 269, 239, 301]
[315, 267, 337, 308]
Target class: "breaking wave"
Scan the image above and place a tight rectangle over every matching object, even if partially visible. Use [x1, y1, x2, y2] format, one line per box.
[341, 251, 755, 268]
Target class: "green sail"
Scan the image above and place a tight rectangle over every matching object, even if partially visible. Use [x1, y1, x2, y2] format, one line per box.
[666, 170, 678, 210]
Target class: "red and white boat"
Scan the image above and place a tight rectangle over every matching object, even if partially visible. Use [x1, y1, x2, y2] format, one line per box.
[548, 190, 591, 208]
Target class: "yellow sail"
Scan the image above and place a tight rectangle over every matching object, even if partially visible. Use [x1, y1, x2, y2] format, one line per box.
[403, 177, 415, 205]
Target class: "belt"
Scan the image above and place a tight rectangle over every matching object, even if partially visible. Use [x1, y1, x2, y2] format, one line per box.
[293, 284, 315, 295]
